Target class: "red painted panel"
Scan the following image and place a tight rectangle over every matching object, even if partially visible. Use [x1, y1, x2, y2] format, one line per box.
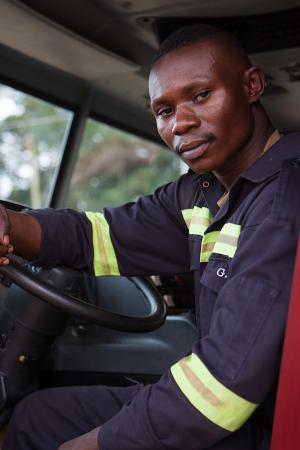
[271, 239, 300, 450]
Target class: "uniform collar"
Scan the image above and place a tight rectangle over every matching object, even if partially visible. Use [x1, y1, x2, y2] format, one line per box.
[240, 131, 300, 183]
[262, 129, 281, 154]
[199, 132, 300, 215]
[216, 130, 281, 208]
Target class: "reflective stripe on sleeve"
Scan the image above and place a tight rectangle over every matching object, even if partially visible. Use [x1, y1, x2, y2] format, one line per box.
[85, 212, 120, 276]
[171, 354, 258, 432]
[181, 207, 212, 235]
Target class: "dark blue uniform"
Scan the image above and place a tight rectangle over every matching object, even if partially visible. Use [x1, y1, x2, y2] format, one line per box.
[4, 133, 300, 450]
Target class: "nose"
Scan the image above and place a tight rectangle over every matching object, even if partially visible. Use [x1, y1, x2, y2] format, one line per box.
[172, 105, 201, 136]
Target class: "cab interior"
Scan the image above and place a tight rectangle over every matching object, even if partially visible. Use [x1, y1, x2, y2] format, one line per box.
[0, 0, 299, 444]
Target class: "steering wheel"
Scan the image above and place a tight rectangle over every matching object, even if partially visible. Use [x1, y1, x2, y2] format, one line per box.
[0, 201, 167, 333]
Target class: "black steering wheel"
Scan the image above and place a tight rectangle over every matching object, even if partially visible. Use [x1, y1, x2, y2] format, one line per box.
[0, 201, 167, 333]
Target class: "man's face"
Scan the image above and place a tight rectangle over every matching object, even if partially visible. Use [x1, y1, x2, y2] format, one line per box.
[149, 41, 255, 175]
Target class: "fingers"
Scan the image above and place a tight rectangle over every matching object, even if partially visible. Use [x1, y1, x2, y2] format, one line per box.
[0, 204, 11, 247]
[0, 256, 10, 265]
[0, 245, 12, 265]
[0, 204, 12, 265]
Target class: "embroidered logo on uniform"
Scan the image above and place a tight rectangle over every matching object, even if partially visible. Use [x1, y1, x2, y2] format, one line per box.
[217, 267, 227, 278]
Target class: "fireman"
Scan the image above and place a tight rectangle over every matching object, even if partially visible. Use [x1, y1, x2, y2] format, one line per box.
[1, 24, 300, 450]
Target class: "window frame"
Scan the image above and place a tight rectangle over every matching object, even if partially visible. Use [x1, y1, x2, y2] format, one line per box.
[0, 55, 166, 209]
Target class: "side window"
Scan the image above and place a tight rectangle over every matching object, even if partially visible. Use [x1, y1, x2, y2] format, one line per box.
[66, 118, 181, 211]
[0, 84, 72, 207]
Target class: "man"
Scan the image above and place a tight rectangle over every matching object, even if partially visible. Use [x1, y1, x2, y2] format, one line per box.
[0, 24, 300, 450]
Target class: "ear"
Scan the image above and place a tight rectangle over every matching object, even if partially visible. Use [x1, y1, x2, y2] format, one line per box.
[244, 66, 265, 103]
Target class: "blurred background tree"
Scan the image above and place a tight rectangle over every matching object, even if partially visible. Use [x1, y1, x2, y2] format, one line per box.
[0, 84, 70, 207]
[67, 118, 181, 211]
[0, 84, 181, 211]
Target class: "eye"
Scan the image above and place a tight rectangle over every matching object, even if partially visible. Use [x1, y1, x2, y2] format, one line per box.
[157, 107, 173, 118]
[194, 90, 211, 103]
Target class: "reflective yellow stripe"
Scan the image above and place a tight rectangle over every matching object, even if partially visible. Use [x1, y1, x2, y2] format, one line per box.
[190, 207, 212, 235]
[200, 231, 220, 262]
[181, 207, 212, 235]
[85, 212, 120, 276]
[171, 354, 257, 431]
[182, 209, 194, 228]
[213, 223, 241, 258]
[181, 209, 241, 262]
[200, 223, 241, 262]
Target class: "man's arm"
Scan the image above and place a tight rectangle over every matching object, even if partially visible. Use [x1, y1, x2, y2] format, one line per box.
[96, 160, 300, 450]
[0, 175, 195, 275]
[58, 427, 100, 450]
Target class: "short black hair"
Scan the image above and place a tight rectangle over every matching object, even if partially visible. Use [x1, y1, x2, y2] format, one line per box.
[154, 24, 250, 67]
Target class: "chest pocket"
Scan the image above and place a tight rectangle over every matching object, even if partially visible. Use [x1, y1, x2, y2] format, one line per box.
[200, 222, 241, 293]
[200, 223, 241, 263]
[200, 255, 231, 293]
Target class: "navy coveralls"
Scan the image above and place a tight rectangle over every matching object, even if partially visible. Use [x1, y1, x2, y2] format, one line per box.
[4, 132, 300, 450]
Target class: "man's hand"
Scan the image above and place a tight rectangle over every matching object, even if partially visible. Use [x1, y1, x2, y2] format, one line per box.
[0, 204, 13, 265]
[0, 204, 41, 262]
[58, 427, 100, 450]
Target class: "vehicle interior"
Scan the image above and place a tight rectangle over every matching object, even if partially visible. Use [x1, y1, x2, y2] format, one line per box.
[0, 0, 299, 446]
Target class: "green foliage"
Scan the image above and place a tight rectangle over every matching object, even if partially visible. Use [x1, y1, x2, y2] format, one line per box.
[66, 119, 181, 211]
[0, 85, 181, 211]
[0, 84, 71, 206]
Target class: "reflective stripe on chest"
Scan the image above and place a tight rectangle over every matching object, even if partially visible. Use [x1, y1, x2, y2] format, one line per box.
[182, 207, 241, 262]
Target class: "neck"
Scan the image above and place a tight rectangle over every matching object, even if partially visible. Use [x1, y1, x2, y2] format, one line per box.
[214, 106, 274, 190]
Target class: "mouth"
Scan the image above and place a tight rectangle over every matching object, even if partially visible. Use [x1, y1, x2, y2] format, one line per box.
[178, 140, 211, 162]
